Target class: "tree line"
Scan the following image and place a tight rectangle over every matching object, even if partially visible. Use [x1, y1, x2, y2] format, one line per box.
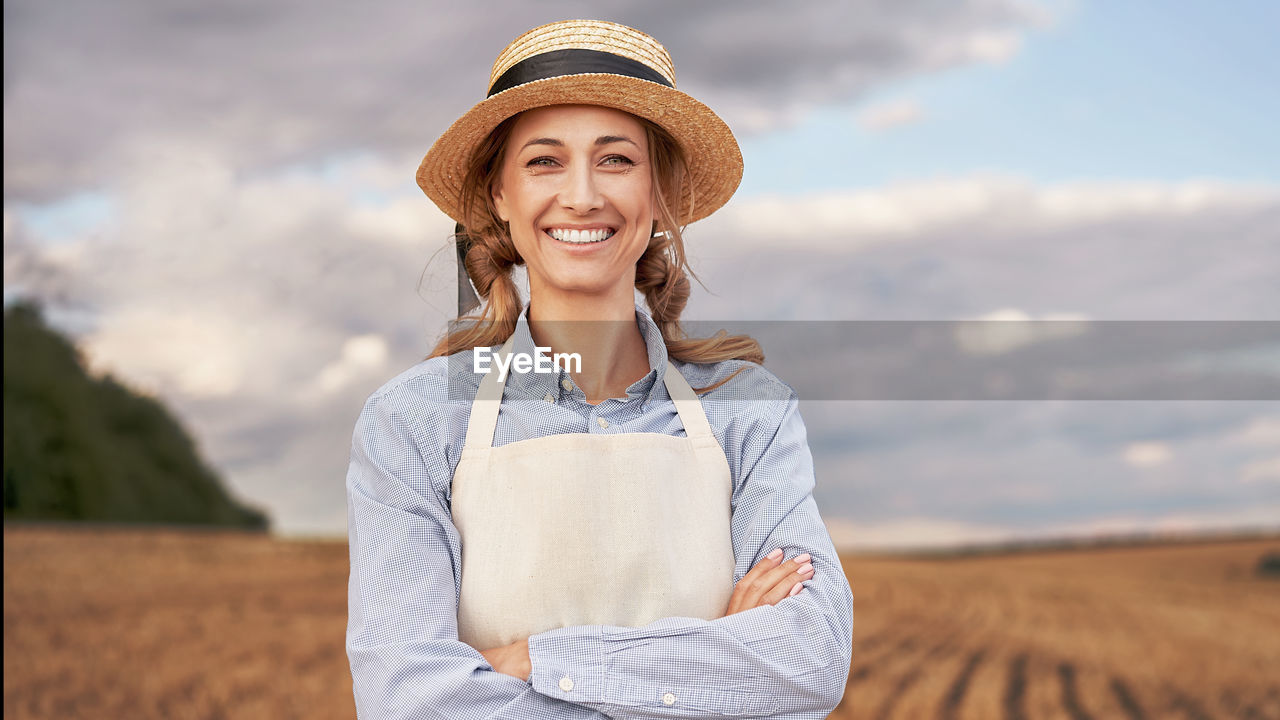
[4, 299, 268, 530]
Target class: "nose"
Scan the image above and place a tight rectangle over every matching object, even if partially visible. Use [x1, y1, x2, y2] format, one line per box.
[558, 161, 604, 214]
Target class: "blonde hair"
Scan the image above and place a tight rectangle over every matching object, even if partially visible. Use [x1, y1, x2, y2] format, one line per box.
[426, 110, 763, 394]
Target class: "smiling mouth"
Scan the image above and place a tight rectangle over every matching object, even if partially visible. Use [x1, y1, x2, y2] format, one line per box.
[544, 227, 617, 244]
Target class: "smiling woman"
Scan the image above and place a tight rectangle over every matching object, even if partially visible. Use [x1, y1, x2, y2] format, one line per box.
[493, 106, 655, 307]
[440, 102, 750, 391]
[344, 18, 853, 720]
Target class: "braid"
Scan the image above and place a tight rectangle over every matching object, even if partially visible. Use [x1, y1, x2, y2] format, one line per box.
[636, 232, 690, 336]
[426, 117, 526, 359]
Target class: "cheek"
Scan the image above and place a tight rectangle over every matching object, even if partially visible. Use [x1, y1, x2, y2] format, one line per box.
[642, 176, 657, 216]
[505, 178, 553, 219]
[611, 176, 655, 219]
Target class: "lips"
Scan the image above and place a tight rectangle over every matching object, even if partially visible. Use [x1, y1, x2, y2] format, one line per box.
[543, 227, 617, 244]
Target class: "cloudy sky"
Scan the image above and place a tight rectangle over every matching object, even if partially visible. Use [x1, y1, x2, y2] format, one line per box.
[5, 0, 1278, 548]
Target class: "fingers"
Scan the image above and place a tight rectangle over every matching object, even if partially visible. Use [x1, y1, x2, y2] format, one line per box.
[725, 549, 785, 616]
[726, 549, 815, 615]
[740, 548, 786, 590]
[761, 552, 814, 605]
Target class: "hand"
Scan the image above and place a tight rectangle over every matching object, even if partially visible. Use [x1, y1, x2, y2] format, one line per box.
[721, 549, 814, 617]
[479, 637, 532, 682]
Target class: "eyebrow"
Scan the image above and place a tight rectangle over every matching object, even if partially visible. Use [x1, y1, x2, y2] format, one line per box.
[519, 135, 642, 152]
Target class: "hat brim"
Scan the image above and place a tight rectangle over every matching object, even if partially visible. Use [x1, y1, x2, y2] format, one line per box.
[416, 74, 743, 229]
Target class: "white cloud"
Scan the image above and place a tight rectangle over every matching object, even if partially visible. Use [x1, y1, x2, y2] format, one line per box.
[311, 334, 391, 397]
[952, 307, 1091, 356]
[855, 99, 923, 132]
[825, 516, 1016, 551]
[49, 148, 452, 405]
[961, 30, 1025, 64]
[9, 167, 1279, 535]
[826, 503, 1280, 553]
[84, 307, 253, 399]
[4, 0, 1056, 200]
[697, 175, 1280, 253]
[1122, 441, 1173, 468]
[1027, 506, 1280, 538]
[5, 147, 459, 532]
[1229, 417, 1280, 447]
[1239, 457, 1280, 484]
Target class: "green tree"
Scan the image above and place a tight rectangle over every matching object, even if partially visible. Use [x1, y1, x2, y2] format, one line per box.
[3, 299, 269, 529]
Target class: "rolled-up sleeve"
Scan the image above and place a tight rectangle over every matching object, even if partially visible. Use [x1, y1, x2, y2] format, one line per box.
[526, 389, 854, 719]
[346, 386, 608, 720]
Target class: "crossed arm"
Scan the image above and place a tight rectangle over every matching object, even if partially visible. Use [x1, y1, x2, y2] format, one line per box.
[345, 385, 853, 719]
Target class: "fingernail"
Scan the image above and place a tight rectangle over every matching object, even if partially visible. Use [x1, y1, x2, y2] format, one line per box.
[797, 562, 813, 575]
[789, 582, 803, 597]
[793, 553, 811, 564]
[767, 548, 783, 561]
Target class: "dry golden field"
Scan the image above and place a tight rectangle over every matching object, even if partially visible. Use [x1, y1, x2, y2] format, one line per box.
[4, 525, 1278, 719]
[830, 537, 1280, 720]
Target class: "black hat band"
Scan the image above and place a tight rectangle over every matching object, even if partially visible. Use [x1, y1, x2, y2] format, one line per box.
[487, 48, 674, 97]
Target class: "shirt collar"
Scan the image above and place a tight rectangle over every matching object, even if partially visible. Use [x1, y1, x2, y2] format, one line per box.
[503, 299, 670, 408]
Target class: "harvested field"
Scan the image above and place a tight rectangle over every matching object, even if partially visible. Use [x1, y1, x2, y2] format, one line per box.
[831, 537, 1280, 720]
[4, 526, 1277, 719]
[4, 526, 352, 720]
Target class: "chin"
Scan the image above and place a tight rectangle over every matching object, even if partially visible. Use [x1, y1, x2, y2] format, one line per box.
[540, 275, 625, 297]
[551, 282, 613, 296]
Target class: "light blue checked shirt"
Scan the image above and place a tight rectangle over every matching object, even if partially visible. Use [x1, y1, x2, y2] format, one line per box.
[345, 301, 853, 719]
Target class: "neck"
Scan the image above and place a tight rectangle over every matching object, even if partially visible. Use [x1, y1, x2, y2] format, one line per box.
[526, 285, 651, 405]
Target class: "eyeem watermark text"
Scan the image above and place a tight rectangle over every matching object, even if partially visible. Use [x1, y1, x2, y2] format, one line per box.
[474, 346, 582, 381]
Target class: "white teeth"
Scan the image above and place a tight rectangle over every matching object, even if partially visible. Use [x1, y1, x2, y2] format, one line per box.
[547, 228, 615, 243]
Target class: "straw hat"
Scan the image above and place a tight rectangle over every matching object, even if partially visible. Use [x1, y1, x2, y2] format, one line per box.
[416, 19, 743, 229]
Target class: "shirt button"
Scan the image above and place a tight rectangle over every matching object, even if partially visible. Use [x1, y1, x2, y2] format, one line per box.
[561, 378, 574, 391]
[543, 392, 555, 403]
[596, 417, 609, 429]
[559, 676, 574, 692]
[663, 692, 676, 705]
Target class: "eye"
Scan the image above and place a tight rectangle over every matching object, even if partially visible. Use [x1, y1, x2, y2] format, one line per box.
[527, 157, 559, 167]
[602, 154, 635, 166]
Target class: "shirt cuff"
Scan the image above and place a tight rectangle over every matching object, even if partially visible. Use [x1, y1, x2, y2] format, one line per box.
[527, 624, 609, 705]
[491, 686, 608, 720]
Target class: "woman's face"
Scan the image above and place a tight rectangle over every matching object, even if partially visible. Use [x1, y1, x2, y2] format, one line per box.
[491, 104, 654, 303]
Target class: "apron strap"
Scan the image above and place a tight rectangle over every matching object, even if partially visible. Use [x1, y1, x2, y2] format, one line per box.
[662, 361, 715, 440]
[463, 334, 515, 450]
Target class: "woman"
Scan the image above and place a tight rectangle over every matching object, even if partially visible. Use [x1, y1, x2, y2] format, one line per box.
[346, 19, 853, 719]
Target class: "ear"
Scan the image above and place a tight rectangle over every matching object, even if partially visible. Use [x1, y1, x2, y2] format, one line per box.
[491, 180, 510, 223]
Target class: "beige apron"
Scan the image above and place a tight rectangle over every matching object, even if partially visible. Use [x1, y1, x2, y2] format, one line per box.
[452, 333, 736, 650]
